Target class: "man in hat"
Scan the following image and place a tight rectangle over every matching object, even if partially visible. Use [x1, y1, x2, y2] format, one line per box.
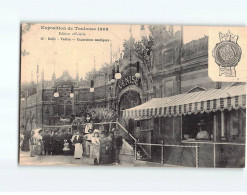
[113, 129, 123, 165]
[196, 119, 210, 140]
[43, 130, 52, 155]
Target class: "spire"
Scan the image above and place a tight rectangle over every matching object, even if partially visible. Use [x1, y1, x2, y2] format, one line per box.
[52, 61, 56, 80]
[110, 40, 112, 65]
[41, 66, 44, 81]
[76, 61, 79, 82]
[129, 25, 133, 38]
[140, 25, 146, 38]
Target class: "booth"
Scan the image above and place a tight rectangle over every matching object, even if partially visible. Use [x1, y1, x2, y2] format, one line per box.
[123, 84, 246, 167]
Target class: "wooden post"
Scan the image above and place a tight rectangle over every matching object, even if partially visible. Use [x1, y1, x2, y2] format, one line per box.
[195, 143, 199, 168]
[134, 140, 137, 160]
[213, 114, 217, 142]
[161, 140, 164, 164]
[213, 143, 216, 168]
[221, 111, 226, 140]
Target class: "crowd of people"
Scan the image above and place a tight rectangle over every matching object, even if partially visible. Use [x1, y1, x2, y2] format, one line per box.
[20, 127, 123, 165]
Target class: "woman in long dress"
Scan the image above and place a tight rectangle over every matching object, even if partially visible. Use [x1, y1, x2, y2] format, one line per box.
[35, 131, 43, 155]
[91, 129, 100, 165]
[72, 131, 83, 159]
[30, 130, 36, 157]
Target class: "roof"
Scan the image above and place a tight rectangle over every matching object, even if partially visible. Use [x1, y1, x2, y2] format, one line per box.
[123, 84, 246, 119]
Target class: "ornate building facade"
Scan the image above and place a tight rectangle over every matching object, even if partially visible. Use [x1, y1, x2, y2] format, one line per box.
[20, 25, 241, 132]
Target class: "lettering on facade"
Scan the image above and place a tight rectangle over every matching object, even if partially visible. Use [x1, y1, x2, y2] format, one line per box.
[118, 76, 141, 90]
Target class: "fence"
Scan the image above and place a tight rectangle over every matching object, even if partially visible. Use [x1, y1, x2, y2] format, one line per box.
[135, 142, 200, 167]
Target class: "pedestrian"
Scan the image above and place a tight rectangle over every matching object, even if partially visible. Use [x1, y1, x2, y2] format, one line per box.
[106, 131, 114, 164]
[51, 131, 61, 155]
[99, 132, 108, 164]
[20, 131, 24, 149]
[43, 130, 52, 155]
[84, 129, 93, 157]
[84, 114, 93, 134]
[63, 139, 70, 155]
[21, 129, 30, 151]
[91, 129, 100, 165]
[66, 130, 73, 155]
[71, 130, 83, 159]
[113, 129, 123, 165]
[34, 129, 43, 156]
[29, 130, 36, 157]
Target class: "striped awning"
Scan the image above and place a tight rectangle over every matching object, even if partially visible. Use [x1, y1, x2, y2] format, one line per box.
[123, 84, 246, 119]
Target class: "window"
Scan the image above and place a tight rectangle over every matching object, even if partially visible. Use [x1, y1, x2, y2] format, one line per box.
[182, 113, 214, 140]
[159, 85, 163, 98]
[58, 105, 64, 116]
[153, 86, 156, 98]
[164, 80, 173, 97]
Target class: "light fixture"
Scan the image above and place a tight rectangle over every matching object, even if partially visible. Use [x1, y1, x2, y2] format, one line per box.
[21, 97, 25, 101]
[70, 86, 74, 98]
[111, 68, 115, 83]
[135, 61, 141, 78]
[90, 87, 94, 93]
[54, 86, 59, 97]
[90, 79, 94, 93]
[70, 93, 74, 98]
[115, 63, 121, 80]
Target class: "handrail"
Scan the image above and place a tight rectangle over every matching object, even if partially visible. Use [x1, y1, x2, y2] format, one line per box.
[137, 142, 199, 148]
[116, 121, 137, 142]
[182, 140, 245, 146]
[136, 142, 199, 167]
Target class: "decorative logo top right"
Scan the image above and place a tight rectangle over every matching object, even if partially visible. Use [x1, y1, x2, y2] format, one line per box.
[212, 30, 242, 77]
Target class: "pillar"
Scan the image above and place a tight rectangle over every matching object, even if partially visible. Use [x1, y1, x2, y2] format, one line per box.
[213, 114, 217, 142]
[221, 111, 226, 140]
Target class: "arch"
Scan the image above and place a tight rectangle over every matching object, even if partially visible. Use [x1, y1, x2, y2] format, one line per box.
[118, 85, 143, 103]
[187, 86, 206, 93]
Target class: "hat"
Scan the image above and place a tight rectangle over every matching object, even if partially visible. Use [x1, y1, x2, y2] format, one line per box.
[93, 129, 100, 136]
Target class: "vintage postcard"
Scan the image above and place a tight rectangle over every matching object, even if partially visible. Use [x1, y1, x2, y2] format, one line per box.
[19, 23, 246, 167]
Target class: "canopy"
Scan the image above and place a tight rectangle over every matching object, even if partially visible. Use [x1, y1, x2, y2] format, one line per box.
[123, 84, 246, 119]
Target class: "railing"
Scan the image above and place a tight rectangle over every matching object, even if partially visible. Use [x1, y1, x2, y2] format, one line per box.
[135, 142, 200, 167]
[94, 121, 153, 159]
[182, 141, 246, 168]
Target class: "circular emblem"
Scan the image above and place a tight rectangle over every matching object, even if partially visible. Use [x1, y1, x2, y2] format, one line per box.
[213, 41, 242, 67]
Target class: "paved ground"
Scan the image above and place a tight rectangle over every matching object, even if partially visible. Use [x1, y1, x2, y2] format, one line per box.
[19, 151, 135, 166]
[19, 151, 178, 167]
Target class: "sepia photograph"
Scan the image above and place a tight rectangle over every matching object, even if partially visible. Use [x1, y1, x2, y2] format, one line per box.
[19, 23, 246, 168]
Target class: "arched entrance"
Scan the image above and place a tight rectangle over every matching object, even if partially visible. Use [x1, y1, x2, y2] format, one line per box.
[118, 88, 142, 136]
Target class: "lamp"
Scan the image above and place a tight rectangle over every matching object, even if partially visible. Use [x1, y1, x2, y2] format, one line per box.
[115, 63, 121, 80]
[54, 86, 59, 97]
[90, 79, 94, 93]
[70, 86, 74, 98]
[21, 97, 25, 101]
[135, 61, 141, 78]
[111, 68, 115, 83]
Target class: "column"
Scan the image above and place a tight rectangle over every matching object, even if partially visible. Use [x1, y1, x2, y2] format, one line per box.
[221, 111, 226, 140]
[213, 114, 217, 142]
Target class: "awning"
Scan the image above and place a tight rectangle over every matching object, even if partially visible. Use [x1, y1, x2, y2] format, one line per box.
[123, 84, 246, 119]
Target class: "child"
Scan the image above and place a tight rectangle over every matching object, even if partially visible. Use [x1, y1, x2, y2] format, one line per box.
[63, 139, 70, 155]
[91, 129, 100, 165]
